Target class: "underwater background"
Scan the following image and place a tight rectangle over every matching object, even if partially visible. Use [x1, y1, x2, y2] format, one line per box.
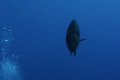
[0, 0, 120, 80]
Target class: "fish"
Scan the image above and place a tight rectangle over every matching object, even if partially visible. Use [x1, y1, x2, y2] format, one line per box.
[66, 19, 85, 56]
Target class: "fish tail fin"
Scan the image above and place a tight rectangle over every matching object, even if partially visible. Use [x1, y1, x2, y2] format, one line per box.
[80, 38, 85, 41]
[74, 50, 76, 57]
[70, 52, 72, 56]
[70, 50, 72, 56]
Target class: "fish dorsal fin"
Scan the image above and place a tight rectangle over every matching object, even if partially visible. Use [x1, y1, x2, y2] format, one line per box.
[80, 39, 85, 41]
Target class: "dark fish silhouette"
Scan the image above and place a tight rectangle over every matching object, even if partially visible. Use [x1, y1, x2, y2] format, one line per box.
[66, 19, 85, 56]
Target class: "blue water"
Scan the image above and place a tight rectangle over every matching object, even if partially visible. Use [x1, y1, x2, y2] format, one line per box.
[0, 0, 120, 80]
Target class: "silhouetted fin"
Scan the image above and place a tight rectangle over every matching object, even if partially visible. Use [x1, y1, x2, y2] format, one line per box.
[80, 39, 85, 41]
[70, 51, 72, 55]
[74, 50, 76, 57]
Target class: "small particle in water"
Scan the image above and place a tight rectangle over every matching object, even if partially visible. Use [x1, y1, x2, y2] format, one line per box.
[2, 28, 6, 30]
[11, 4, 14, 6]
[8, 30, 11, 32]
[4, 39, 8, 42]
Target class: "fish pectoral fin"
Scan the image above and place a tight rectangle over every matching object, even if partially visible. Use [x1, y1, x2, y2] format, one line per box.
[80, 38, 85, 41]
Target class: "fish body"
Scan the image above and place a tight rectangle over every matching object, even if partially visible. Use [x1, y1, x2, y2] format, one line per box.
[66, 19, 85, 56]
